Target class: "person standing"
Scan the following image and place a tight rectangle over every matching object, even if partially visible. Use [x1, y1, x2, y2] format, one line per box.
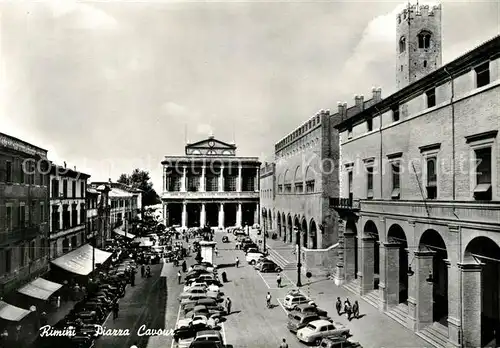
[336, 297, 342, 315]
[182, 260, 187, 272]
[226, 297, 232, 315]
[352, 300, 359, 319]
[279, 338, 289, 348]
[235, 257, 239, 268]
[276, 274, 282, 288]
[141, 265, 145, 278]
[177, 271, 182, 284]
[214, 247, 218, 257]
[344, 298, 352, 321]
[266, 292, 272, 308]
[112, 301, 119, 320]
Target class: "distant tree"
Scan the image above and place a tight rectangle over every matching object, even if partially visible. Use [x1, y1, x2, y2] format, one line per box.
[117, 173, 130, 185]
[117, 169, 160, 206]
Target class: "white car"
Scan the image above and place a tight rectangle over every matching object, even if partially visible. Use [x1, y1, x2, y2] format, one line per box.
[246, 252, 266, 265]
[283, 293, 310, 310]
[296, 319, 350, 345]
[183, 282, 208, 292]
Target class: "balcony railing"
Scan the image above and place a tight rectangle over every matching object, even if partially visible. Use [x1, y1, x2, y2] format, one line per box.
[330, 197, 360, 211]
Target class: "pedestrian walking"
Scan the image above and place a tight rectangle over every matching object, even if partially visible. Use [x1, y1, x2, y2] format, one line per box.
[141, 265, 145, 278]
[352, 300, 360, 319]
[344, 298, 352, 320]
[177, 271, 182, 284]
[235, 257, 239, 268]
[276, 274, 282, 288]
[112, 301, 119, 320]
[266, 292, 272, 308]
[226, 297, 232, 315]
[146, 265, 151, 277]
[336, 297, 342, 315]
[182, 260, 187, 272]
[279, 338, 289, 348]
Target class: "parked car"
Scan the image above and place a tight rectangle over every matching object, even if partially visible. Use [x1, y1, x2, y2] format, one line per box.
[283, 293, 310, 310]
[258, 261, 282, 273]
[181, 295, 213, 307]
[254, 258, 271, 269]
[317, 336, 362, 348]
[297, 320, 350, 345]
[179, 287, 210, 301]
[192, 330, 224, 344]
[245, 247, 260, 254]
[188, 341, 224, 348]
[287, 312, 321, 333]
[292, 304, 329, 319]
[246, 252, 266, 265]
[184, 282, 208, 292]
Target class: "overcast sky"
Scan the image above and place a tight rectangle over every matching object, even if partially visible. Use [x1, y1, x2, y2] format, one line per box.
[1, 0, 498, 190]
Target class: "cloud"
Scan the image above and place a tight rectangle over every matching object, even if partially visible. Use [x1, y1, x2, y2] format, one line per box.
[47, 0, 117, 30]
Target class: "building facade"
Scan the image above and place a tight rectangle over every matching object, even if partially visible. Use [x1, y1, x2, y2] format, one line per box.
[86, 187, 99, 244]
[0, 133, 50, 297]
[88, 183, 112, 246]
[259, 162, 275, 233]
[49, 164, 90, 259]
[161, 136, 260, 230]
[334, 26, 500, 348]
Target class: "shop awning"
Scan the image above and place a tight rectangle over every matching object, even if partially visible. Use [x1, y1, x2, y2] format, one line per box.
[0, 301, 31, 322]
[51, 244, 112, 276]
[114, 229, 135, 239]
[17, 278, 63, 301]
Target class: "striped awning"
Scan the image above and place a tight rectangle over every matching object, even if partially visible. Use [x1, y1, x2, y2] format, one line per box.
[17, 278, 62, 301]
[0, 301, 30, 322]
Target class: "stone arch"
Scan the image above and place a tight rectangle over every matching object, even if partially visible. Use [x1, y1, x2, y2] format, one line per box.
[387, 224, 409, 304]
[284, 169, 291, 193]
[287, 214, 293, 243]
[305, 166, 315, 192]
[277, 173, 283, 189]
[309, 219, 318, 249]
[345, 219, 358, 280]
[418, 229, 448, 326]
[463, 236, 500, 346]
[363, 220, 380, 289]
[294, 165, 303, 193]
[399, 36, 406, 53]
[417, 29, 432, 49]
[301, 217, 308, 248]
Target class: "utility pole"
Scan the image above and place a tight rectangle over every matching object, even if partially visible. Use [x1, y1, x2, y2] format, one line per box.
[295, 226, 302, 287]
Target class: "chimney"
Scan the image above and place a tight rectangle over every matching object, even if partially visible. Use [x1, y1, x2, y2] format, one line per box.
[355, 95, 364, 110]
[372, 87, 382, 102]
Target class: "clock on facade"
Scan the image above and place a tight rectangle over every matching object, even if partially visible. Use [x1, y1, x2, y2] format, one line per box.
[208, 140, 215, 147]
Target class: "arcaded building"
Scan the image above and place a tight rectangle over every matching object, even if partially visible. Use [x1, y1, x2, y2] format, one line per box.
[161, 136, 260, 230]
[259, 162, 275, 233]
[334, 5, 499, 348]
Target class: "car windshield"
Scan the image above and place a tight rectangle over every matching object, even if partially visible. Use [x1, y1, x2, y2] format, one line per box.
[306, 324, 317, 330]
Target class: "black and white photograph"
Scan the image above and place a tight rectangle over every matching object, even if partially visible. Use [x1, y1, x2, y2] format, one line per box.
[0, 1, 499, 348]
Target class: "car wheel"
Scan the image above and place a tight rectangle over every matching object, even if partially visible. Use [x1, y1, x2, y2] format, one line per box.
[250, 260, 256, 265]
[343, 333, 349, 339]
[315, 338, 322, 345]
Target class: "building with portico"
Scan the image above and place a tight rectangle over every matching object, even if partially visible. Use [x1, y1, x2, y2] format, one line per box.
[332, 5, 499, 347]
[161, 136, 260, 230]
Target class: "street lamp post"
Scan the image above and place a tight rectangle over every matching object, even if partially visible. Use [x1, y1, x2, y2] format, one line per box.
[263, 218, 267, 253]
[295, 226, 302, 287]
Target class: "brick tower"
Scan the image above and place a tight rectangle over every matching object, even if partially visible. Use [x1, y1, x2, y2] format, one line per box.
[396, 3, 442, 90]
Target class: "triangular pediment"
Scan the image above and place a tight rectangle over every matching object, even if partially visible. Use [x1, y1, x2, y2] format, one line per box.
[185, 136, 237, 156]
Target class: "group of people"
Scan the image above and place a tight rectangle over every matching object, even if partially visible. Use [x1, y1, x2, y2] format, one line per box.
[336, 297, 360, 321]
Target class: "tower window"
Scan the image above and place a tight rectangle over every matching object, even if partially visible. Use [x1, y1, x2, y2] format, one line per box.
[426, 88, 436, 108]
[400, 65, 403, 72]
[423, 60, 427, 67]
[475, 62, 490, 88]
[418, 31, 431, 49]
[399, 37, 406, 53]
[367, 117, 373, 132]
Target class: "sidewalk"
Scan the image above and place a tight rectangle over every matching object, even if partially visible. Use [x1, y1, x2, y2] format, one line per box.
[263, 232, 428, 348]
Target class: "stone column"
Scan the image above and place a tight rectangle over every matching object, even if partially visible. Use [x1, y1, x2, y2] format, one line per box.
[200, 166, 206, 192]
[382, 243, 401, 310]
[181, 202, 187, 229]
[358, 237, 375, 295]
[459, 262, 482, 348]
[254, 168, 260, 191]
[181, 166, 187, 192]
[415, 250, 435, 330]
[406, 248, 417, 331]
[236, 203, 242, 227]
[344, 233, 356, 282]
[218, 165, 224, 192]
[446, 226, 461, 348]
[237, 165, 242, 192]
[218, 203, 224, 229]
[254, 203, 259, 225]
[334, 218, 346, 285]
[200, 203, 206, 227]
[164, 167, 169, 192]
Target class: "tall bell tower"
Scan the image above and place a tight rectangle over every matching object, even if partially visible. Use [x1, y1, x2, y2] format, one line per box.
[396, 3, 442, 90]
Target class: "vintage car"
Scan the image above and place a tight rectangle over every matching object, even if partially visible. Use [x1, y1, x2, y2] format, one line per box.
[287, 312, 321, 333]
[317, 336, 362, 348]
[297, 320, 350, 345]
